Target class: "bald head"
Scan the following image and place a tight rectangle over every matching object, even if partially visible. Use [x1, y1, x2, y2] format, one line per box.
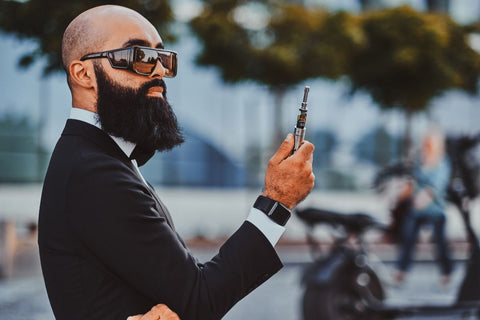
[63, 5, 165, 111]
[62, 5, 160, 72]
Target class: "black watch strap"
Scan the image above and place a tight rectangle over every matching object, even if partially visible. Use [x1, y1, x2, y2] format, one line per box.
[253, 196, 291, 226]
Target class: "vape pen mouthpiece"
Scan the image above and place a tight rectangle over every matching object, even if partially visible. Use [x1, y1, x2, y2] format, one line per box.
[303, 86, 310, 103]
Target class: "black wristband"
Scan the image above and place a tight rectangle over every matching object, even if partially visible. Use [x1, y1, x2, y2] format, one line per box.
[253, 196, 291, 226]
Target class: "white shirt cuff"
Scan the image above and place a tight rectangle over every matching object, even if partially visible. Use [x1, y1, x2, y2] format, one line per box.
[246, 207, 286, 247]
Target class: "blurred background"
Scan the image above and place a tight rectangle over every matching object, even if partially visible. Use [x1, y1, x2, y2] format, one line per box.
[2, 0, 480, 319]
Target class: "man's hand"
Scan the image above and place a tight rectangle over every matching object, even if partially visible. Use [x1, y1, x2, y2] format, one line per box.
[127, 304, 180, 320]
[263, 133, 315, 209]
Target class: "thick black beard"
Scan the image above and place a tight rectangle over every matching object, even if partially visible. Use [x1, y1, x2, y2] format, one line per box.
[94, 63, 184, 154]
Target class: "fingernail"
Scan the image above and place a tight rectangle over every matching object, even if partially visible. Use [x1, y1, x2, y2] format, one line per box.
[285, 134, 293, 142]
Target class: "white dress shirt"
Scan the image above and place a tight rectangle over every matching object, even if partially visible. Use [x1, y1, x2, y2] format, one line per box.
[69, 107, 285, 246]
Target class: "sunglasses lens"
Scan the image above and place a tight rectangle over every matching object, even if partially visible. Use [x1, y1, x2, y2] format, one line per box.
[133, 48, 177, 77]
[133, 48, 157, 75]
[158, 52, 177, 78]
[108, 50, 129, 68]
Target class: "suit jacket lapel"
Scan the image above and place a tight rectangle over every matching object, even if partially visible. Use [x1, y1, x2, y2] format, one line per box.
[146, 182, 175, 230]
[126, 161, 176, 230]
[62, 119, 175, 230]
[62, 119, 130, 163]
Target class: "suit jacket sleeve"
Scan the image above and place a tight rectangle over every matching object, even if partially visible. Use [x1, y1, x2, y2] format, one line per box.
[67, 154, 282, 320]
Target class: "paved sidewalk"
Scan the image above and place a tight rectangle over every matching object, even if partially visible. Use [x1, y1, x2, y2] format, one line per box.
[0, 242, 472, 320]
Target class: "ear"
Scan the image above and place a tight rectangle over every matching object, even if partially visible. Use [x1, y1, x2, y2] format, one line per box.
[69, 60, 96, 89]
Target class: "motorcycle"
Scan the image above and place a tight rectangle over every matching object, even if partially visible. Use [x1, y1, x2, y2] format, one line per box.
[297, 134, 480, 319]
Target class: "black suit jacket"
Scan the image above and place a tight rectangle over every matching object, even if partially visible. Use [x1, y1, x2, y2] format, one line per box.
[38, 120, 282, 320]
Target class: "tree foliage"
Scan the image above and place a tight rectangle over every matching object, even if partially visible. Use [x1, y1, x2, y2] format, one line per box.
[191, 0, 365, 148]
[192, 2, 480, 112]
[0, 0, 175, 75]
[190, 0, 363, 88]
[190, 2, 480, 153]
[348, 5, 480, 113]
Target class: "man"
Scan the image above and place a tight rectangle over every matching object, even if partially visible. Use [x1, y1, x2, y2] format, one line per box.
[38, 5, 315, 320]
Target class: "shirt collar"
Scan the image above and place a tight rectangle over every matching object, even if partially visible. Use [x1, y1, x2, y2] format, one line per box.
[69, 108, 136, 158]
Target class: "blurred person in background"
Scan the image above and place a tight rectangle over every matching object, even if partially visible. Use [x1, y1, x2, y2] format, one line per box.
[392, 127, 453, 286]
[38, 5, 315, 320]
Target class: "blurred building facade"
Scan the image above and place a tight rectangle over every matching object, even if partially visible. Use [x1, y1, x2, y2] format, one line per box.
[0, 0, 479, 188]
[0, 115, 49, 182]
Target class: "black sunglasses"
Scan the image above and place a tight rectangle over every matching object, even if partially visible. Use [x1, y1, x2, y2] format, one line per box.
[81, 46, 177, 77]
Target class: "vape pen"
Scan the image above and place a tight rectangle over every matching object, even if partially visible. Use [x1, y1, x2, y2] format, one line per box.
[293, 86, 310, 153]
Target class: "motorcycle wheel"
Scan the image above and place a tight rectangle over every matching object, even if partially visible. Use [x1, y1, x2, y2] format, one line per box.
[302, 268, 384, 320]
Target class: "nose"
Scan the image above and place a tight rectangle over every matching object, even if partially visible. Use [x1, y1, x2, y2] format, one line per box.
[149, 59, 166, 78]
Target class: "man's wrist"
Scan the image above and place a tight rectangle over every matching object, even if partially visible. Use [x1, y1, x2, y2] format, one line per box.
[253, 195, 291, 226]
[261, 189, 294, 209]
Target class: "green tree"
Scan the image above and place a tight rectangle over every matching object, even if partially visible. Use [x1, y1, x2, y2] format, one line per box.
[348, 6, 480, 158]
[0, 0, 175, 75]
[190, 0, 363, 147]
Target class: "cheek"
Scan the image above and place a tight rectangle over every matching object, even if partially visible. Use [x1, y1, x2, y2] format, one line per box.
[106, 67, 143, 89]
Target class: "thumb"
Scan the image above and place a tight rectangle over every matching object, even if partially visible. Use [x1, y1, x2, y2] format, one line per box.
[270, 134, 294, 164]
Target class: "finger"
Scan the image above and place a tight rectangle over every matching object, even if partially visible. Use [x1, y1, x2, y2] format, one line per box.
[138, 305, 163, 320]
[141, 304, 179, 320]
[270, 134, 294, 164]
[157, 304, 180, 320]
[164, 314, 180, 320]
[296, 140, 314, 160]
[304, 153, 313, 169]
[126, 316, 141, 320]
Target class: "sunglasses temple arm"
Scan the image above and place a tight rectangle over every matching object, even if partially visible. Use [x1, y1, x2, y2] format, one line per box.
[81, 52, 109, 61]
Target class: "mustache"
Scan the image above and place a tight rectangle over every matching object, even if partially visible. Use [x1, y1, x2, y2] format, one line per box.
[140, 79, 167, 97]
